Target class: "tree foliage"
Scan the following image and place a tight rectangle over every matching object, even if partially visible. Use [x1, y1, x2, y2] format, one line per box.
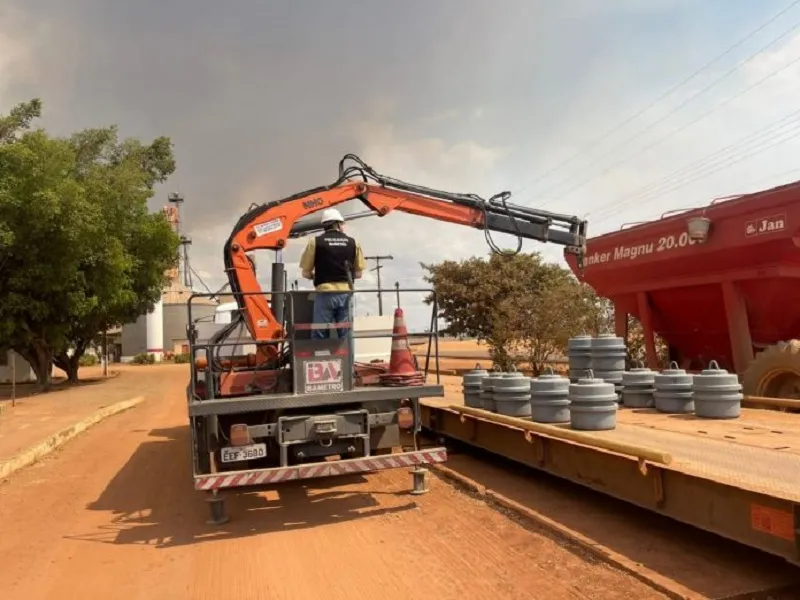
[0, 99, 180, 388]
[497, 264, 612, 375]
[421, 252, 612, 374]
[626, 316, 670, 369]
[421, 253, 540, 369]
[0, 98, 42, 143]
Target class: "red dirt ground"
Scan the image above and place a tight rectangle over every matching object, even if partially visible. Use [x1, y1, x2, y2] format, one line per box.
[0, 365, 667, 600]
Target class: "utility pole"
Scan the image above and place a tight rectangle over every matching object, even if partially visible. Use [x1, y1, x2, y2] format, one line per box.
[102, 326, 109, 377]
[365, 255, 393, 316]
[10, 351, 16, 407]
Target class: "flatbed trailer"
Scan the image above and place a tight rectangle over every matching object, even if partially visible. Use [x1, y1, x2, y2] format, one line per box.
[421, 386, 800, 567]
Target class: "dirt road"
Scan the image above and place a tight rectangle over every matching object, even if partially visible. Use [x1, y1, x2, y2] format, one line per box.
[0, 365, 666, 600]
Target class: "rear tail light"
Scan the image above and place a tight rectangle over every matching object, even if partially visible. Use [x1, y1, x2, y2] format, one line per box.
[230, 424, 252, 446]
[397, 407, 414, 429]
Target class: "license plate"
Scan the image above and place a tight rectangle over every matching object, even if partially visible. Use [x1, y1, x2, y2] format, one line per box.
[220, 443, 267, 464]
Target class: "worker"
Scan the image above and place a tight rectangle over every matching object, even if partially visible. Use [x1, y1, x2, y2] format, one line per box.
[299, 208, 367, 340]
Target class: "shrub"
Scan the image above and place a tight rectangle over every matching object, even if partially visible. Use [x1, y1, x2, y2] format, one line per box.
[132, 352, 156, 364]
[79, 354, 98, 367]
[173, 352, 190, 364]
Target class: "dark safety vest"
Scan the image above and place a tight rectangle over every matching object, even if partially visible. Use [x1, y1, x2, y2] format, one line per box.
[313, 230, 357, 287]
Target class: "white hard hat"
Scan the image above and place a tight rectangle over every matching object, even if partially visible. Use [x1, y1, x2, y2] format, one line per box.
[320, 208, 345, 224]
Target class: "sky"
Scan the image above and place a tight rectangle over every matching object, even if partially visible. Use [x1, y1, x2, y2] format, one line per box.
[2, 0, 800, 330]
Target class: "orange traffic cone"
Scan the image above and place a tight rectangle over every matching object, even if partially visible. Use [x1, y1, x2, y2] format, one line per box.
[380, 308, 424, 387]
[388, 308, 416, 375]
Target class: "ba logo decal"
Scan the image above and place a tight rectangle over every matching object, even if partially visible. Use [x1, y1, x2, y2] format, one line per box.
[304, 360, 344, 393]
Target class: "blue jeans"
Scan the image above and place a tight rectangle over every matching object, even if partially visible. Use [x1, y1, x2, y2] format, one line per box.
[312, 292, 352, 340]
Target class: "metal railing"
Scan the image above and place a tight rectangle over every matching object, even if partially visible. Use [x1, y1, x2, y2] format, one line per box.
[186, 287, 442, 402]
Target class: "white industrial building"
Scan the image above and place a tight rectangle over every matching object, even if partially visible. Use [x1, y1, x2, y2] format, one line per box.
[119, 280, 219, 360]
[0, 350, 36, 384]
[119, 200, 220, 361]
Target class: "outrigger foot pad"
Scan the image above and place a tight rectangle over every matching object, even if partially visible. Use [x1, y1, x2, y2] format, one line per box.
[410, 466, 429, 495]
[206, 492, 229, 525]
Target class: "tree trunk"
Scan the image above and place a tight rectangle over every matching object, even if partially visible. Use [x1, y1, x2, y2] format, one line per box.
[101, 327, 109, 376]
[16, 342, 54, 391]
[53, 340, 87, 384]
[488, 343, 514, 371]
[53, 352, 80, 383]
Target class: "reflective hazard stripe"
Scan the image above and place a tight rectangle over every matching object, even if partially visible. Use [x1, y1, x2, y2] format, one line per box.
[194, 448, 447, 491]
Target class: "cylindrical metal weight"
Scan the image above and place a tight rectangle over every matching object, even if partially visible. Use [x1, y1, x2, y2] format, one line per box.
[493, 368, 532, 418]
[462, 364, 489, 409]
[621, 364, 656, 409]
[692, 360, 742, 419]
[567, 334, 593, 382]
[653, 361, 694, 414]
[529, 368, 570, 423]
[482, 369, 505, 413]
[590, 333, 627, 371]
[480, 373, 495, 412]
[590, 334, 626, 399]
[568, 370, 618, 431]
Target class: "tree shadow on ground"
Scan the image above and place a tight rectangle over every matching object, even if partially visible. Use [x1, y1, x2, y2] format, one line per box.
[0, 372, 116, 401]
[64, 425, 418, 549]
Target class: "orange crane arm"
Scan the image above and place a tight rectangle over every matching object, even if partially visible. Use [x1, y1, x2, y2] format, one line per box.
[223, 154, 588, 348]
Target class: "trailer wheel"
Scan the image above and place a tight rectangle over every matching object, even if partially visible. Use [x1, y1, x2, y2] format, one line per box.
[742, 340, 800, 399]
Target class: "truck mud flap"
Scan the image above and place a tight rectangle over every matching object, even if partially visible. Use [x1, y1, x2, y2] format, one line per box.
[194, 447, 447, 491]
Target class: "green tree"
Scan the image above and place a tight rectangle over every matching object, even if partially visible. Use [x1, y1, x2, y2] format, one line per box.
[0, 125, 92, 386]
[421, 252, 611, 373]
[421, 252, 547, 370]
[0, 99, 179, 388]
[624, 316, 670, 369]
[52, 126, 179, 381]
[0, 98, 42, 143]
[507, 273, 613, 375]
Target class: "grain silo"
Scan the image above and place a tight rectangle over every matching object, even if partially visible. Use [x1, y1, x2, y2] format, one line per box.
[120, 197, 219, 360]
[120, 280, 219, 360]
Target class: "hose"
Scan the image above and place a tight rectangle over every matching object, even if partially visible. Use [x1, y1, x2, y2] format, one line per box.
[337, 154, 525, 256]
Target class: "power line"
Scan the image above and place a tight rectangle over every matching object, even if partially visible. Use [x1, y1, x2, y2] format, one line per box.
[591, 174, 800, 239]
[530, 12, 800, 206]
[596, 127, 800, 224]
[593, 121, 800, 225]
[589, 107, 800, 217]
[511, 0, 800, 200]
[188, 264, 214, 294]
[721, 164, 800, 192]
[544, 46, 800, 208]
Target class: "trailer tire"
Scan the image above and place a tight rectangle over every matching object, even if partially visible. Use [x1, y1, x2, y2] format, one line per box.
[742, 340, 800, 399]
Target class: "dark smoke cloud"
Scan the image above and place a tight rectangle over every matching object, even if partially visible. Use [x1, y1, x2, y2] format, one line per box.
[5, 0, 773, 327]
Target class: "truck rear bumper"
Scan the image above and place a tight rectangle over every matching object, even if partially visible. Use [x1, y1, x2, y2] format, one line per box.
[194, 447, 447, 491]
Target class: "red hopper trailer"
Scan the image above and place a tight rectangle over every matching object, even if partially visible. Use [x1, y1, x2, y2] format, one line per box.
[565, 180, 800, 399]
